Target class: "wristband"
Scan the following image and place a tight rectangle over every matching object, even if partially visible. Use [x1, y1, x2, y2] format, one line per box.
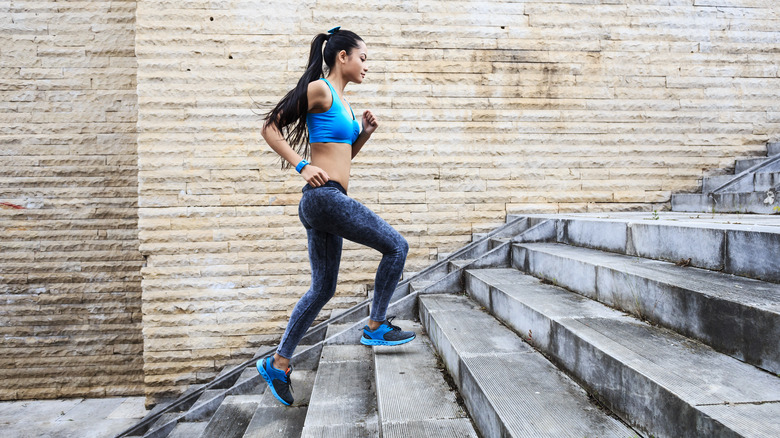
[295, 159, 310, 173]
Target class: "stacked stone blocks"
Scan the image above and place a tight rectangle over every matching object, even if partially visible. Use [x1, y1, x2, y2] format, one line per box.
[1, 0, 143, 400]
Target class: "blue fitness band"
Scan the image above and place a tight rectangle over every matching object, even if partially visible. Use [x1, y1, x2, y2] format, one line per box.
[295, 159, 310, 173]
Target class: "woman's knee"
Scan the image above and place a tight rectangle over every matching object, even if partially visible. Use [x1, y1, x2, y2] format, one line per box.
[394, 235, 409, 258]
[301, 279, 338, 309]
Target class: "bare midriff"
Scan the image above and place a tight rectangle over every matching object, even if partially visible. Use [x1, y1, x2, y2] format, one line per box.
[310, 142, 352, 191]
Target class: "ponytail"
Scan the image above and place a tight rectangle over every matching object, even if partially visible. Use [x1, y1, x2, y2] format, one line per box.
[262, 29, 363, 169]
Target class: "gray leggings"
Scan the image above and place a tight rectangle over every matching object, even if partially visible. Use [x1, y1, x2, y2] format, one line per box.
[276, 181, 409, 359]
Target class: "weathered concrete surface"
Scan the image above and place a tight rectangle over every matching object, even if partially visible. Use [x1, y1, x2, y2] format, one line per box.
[671, 191, 780, 214]
[382, 419, 478, 438]
[373, 322, 476, 436]
[242, 370, 315, 438]
[419, 294, 636, 438]
[167, 421, 208, 438]
[244, 406, 307, 438]
[182, 389, 225, 422]
[0, 397, 149, 438]
[755, 171, 780, 191]
[703, 174, 735, 193]
[301, 345, 378, 438]
[673, 152, 780, 214]
[513, 241, 780, 373]
[511, 213, 780, 283]
[466, 268, 780, 438]
[720, 155, 780, 192]
[198, 395, 261, 438]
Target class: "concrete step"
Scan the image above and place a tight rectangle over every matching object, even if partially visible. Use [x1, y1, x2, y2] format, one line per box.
[142, 412, 181, 438]
[410, 280, 437, 292]
[670, 193, 714, 212]
[702, 174, 737, 193]
[702, 169, 780, 194]
[703, 154, 780, 194]
[301, 345, 379, 437]
[512, 242, 780, 374]
[672, 191, 780, 214]
[167, 421, 207, 438]
[168, 383, 205, 412]
[472, 232, 489, 241]
[212, 361, 245, 388]
[447, 258, 474, 272]
[703, 170, 780, 194]
[736, 157, 768, 174]
[769, 141, 780, 157]
[325, 323, 356, 340]
[242, 370, 316, 438]
[418, 294, 637, 438]
[488, 237, 509, 250]
[198, 395, 262, 438]
[182, 389, 225, 422]
[244, 406, 307, 438]
[755, 171, 780, 191]
[515, 214, 780, 283]
[372, 321, 478, 438]
[464, 267, 780, 438]
[226, 366, 265, 396]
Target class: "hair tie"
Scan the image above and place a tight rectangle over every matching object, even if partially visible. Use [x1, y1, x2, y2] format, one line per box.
[321, 27, 340, 77]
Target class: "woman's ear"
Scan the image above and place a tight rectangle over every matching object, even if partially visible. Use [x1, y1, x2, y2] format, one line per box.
[337, 49, 348, 64]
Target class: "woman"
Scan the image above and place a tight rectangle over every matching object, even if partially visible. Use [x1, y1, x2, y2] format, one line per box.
[256, 27, 415, 406]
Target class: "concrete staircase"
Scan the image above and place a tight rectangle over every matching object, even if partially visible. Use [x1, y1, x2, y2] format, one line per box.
[119, 213, 780, 438]
[673, 141, 780, 214]
[122, 319, 477, 438]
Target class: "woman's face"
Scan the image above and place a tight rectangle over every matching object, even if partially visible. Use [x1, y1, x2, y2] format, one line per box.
[343, 40, 368, 84]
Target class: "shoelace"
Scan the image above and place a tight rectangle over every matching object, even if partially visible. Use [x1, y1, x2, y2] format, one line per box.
[383, 316, 401, 331]
[285, 367, 294, 394]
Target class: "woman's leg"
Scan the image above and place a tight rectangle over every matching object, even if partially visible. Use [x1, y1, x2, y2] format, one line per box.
[259, 190, 343, 405]
[275, 216, 343, 360]
[300, 187, 409, 323]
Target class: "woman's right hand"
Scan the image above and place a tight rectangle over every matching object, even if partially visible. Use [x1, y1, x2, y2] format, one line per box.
[301, 164, 329, 187]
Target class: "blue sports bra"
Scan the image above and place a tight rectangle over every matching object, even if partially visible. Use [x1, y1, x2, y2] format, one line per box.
[307, 78, 361, 145]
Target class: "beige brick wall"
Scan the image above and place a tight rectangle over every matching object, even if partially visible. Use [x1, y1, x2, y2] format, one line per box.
[0, 1, 143, 400]
[132, 0, 779, 401]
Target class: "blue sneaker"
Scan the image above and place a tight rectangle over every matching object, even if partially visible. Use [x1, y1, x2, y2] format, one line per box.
[256, 357, 294, 406]
[360, 316, 416, 346]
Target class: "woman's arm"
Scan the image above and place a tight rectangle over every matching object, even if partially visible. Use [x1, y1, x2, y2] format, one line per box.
[351, 109, 378, 159]
[262, 120, 329, 186]
[262, 81, 331, 186]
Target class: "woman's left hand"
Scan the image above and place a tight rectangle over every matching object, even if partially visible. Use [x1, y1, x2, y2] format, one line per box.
[362, 110, 379, 136]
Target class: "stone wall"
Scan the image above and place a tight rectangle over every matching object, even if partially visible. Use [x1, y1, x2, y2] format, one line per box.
[136, 0, 779, 402]
[0, 1, 142, 400]
[1, 0, 772, 403]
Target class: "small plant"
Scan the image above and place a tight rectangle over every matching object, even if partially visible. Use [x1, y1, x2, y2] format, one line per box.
[675, 258, 692, 267]
[651, 210, 659, 220]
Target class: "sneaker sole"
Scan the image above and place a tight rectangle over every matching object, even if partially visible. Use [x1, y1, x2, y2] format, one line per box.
[256, 359, 292, 406]
[360, 334, 416, 346]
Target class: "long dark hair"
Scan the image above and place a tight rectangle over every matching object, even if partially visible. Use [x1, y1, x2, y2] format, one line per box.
[263, 29, 363, 169]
